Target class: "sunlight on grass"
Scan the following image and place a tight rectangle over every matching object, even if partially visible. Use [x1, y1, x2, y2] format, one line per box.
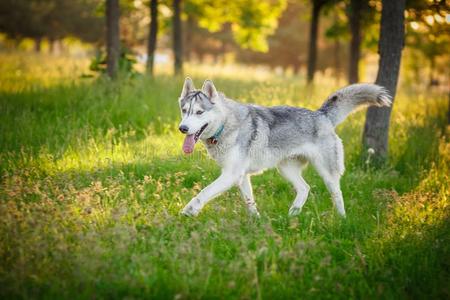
[0, 53, 90, 92]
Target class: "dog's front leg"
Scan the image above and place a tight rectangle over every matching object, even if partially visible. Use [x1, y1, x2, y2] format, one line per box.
[181, 171, 240, 217]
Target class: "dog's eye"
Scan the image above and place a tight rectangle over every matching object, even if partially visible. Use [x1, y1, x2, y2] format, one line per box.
[182, 109, 187, 114]
[196, 111, 204, 115]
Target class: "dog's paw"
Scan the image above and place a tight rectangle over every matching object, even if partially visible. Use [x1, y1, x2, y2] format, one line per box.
[288, 206, 301, 217]
[181, 204, 200, 217]
[248, 208, 261, 218]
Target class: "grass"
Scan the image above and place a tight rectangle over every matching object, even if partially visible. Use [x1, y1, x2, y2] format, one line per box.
[0, 52, 448, 299]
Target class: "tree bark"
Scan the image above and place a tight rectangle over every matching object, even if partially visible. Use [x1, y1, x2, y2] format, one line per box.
[334, 39, 341, 85]
[306, 1, 322, 84]
[34, 37, 42, 53]
[348, 0, 362, 84]
[106, 0, 120, 78]
[146, 0, 158, 76]
[184, 15, 194, 62]
[362, 0, 405, 161]
[333, 11, 341, 85]
[429, 56, 436, 86]
[173, 0, 183, 75]
[49, 38, 55, 54]
[447, 93, 450, 125]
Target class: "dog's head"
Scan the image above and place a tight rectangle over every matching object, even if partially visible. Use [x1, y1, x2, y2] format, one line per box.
[178, 77, 222, 154]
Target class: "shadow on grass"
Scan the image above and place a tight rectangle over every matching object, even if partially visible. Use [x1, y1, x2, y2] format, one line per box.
[393, 116, 445, 192]
[366, 211, 450, 299]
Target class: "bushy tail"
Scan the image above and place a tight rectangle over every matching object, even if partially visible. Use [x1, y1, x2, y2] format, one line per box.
[318, 83, 391, 127]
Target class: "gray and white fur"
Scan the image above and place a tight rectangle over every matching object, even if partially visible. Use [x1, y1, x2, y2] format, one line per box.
[178, 78, 391, 217]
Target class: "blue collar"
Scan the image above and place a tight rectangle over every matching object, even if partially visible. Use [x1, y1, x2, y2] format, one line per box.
[207, 124, 224, 145]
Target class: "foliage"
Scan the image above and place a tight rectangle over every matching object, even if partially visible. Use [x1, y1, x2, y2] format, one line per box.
[405, 0, 450, 82]
[89, 47, 138, 77]
[0, 53, 448, 299]
[323, 0, 379, 52]
[187, 0, 287, 52]
[237, 1, 309, 71]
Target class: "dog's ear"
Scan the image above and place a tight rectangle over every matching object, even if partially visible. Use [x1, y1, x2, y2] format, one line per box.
[202, 80, 218, 102]
[180, 77, 195, 98]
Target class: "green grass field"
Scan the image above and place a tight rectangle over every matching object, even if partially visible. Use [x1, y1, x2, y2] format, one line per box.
[0, 53, 448, 299]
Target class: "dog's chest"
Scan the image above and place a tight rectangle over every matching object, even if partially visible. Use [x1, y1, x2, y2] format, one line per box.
[203, 141, 231, 165]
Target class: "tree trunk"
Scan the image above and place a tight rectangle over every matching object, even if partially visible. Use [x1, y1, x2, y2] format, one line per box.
[362, 0, 405, 161]
[429, 56, 436, 86]
[348, 0, 362, 84]
[146, 0, 158, 76]
[307, 1, 321, 84]
[293, 63, 301, 75]
[106, 0, 120, 78]
[173, 0, 183, 75]
[447, 93, 450, 125]
[34, 37, 42, 53]
[334, 38, 341, 85]
[333, 11, 341, 85]
[49, 38, 55, 54]
[48, 38, 59, 55]
[184, 15, 194, 62]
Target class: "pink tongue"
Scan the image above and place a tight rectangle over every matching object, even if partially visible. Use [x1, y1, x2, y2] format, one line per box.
[182, 134, 196, 154]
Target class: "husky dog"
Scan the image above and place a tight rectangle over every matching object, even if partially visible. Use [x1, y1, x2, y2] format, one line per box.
[178, 78, 391, 217]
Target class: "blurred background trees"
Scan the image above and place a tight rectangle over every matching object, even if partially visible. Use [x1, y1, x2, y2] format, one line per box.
[0, 0, 104, 52]
[0, 0, 447, 85]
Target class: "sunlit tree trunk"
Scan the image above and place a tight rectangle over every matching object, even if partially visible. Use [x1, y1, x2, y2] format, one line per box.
[173, 0, 183, 75]
[362, 0, 405, 161]
[348, 0, 362, 83]
[146, 0, 158, 76]
[306, 1, 322, 84]
[48, 38, 59, 55]
[106, 0, 120, 78]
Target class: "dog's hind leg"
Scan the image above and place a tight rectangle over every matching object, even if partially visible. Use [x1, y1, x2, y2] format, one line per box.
[309, 139, 346, 217]
[316, 169, 345, 217]
[238, 174, 260, 217]
[278, 159, 310, 216]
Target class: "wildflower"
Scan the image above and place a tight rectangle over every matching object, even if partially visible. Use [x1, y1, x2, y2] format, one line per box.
[366, 148, 375, 165]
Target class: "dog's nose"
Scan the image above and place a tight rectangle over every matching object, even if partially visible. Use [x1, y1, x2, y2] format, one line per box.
[179, 125, 189, 134]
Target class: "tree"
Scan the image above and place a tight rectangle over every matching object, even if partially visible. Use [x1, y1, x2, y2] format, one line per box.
[362, 0, 405, 161]
[173, 0, 183, 75]
[106, 0, 120, 78]
[146, 0, 158, 76]
[307, 0, 327, 83]
[347, 0, 363, 83]
[324, 2, 348, 83]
